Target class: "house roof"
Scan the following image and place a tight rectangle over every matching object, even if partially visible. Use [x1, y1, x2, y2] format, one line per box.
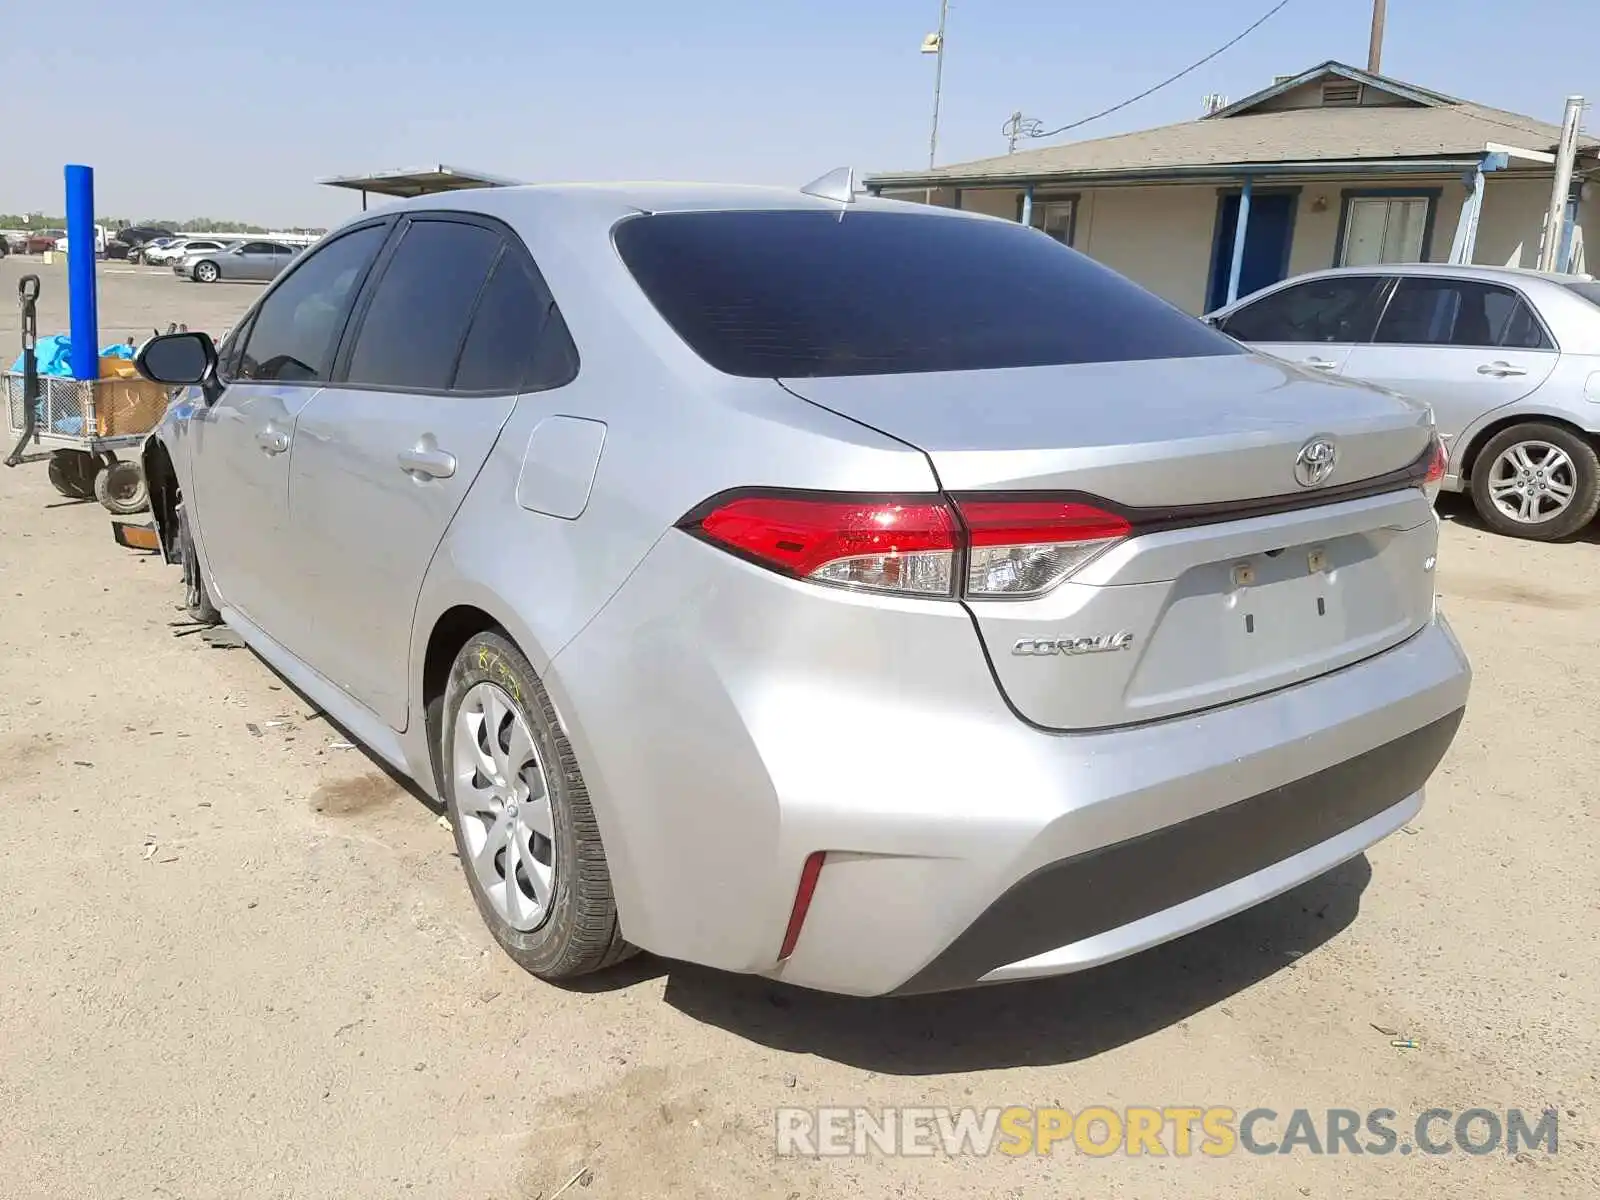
[867, 61, 1596, 190]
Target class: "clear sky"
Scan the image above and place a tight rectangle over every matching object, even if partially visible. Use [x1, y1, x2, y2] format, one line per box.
[1, 0, 1593, 226]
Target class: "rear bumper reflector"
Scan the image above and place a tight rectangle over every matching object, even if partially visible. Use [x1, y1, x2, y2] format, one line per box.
[778, 851, 828, 961]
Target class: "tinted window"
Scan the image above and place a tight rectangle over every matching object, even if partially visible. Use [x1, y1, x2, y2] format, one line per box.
[237, 224, 386, 383]
[613, 210, 1238, 378]
[239, 241, 276, 255]
[1374, 278, 1552, 349]
[453, 252, 578, 393]
[344, 220, 502, 390]
[1221, 276, 1387, 343]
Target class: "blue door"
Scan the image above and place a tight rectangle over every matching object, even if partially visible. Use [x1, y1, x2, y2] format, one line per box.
[1207, 192, 1296, 312]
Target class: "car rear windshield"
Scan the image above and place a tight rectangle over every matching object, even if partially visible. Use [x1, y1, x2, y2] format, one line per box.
[1564, 281, 1600, 310]
[612, 209, 1241, 378]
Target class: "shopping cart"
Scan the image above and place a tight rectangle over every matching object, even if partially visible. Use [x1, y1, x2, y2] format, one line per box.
[4, 276, 173, 514]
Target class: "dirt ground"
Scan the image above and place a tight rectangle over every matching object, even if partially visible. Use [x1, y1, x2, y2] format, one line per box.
[0, 256, 1596, 1199]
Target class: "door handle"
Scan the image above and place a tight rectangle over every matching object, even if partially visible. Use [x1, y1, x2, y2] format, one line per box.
[254, 428, 290, 455]
[1302, 358, 1338, 371]
[1477, 362, 1528, 377]
[398, 443, 456, 480]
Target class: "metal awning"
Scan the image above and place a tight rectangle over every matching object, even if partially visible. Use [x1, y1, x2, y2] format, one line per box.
[316, 165, 523, 209]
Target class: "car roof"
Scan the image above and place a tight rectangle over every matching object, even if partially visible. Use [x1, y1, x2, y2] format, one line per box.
[367, 180, 980, 224]
[1293, 262, 1592, 287]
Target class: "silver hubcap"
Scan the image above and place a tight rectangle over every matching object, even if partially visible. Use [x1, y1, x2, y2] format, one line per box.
[452, 682, 555, 931]
[1487, 441, 1576, 525]
[198, 264, 216, 281]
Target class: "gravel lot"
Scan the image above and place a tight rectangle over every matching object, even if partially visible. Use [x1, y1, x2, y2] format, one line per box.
[0, 255, 1596, 1199]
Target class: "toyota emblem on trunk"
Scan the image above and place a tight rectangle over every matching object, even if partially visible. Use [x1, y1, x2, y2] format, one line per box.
[1294, 436, 1338, 487]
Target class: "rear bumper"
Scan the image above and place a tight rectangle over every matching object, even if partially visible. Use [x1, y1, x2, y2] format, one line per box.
[548, 534, 1471, 997]
[890, 710, 1457, 994]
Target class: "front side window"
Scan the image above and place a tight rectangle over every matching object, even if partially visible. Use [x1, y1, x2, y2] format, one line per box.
[343, 219, 503, 391]
[614, 209, 1238, 378]
[1374, 278, 1552, 349]
[1339, 195, 1431, 266]
[1220, 275, 1388, 344]
[236, 223, 387, 383]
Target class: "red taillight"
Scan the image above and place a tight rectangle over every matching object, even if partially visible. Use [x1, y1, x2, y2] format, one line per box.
[778, 851, 827, 961]
[686, 491, 1130, 599]
[694, 495, 959, 595]
[1424, 435, 1447, 489]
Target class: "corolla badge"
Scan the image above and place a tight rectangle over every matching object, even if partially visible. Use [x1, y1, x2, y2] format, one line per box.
[1294, 435, 1338, 488]
[1012, 632, 1135, 657]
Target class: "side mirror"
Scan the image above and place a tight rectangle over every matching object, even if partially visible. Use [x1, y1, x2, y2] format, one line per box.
[136, 331, 217, 386]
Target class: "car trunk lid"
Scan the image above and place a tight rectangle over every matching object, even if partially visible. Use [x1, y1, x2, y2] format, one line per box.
[782, 354, 1440, 729]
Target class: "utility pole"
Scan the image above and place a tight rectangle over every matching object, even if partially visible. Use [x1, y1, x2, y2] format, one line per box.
[924, 0, 950, 201]
[1367, 0, 1386, 74]
[1539, 95, 1585, 272]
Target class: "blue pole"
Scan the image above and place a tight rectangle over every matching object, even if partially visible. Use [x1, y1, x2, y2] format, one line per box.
[64, 164, 99, 382]
[1226, 176, 1252, 304]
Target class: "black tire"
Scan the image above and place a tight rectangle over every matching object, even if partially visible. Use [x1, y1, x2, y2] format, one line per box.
[176, 500, 220, 624]
[193, 260, 219, 283]
[1469, 422, 1600, 542]
[46, 450, 99, 499]
[440, 631, 634, 981]
[94, 459, 150, 514]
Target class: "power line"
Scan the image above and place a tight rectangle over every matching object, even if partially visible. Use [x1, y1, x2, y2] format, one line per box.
[1022, 0, 1297, 142]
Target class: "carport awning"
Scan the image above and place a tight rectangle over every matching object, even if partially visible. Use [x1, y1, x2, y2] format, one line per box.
[316, 165, 523, 203]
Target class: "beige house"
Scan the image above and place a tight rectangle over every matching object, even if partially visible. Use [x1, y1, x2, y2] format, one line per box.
[866, 61, 1599, 315]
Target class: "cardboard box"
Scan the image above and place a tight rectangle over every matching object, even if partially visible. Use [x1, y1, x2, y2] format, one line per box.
[94, 377, 170, 437]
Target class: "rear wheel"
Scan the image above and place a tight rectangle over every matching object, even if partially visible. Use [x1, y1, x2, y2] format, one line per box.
[193, 260, 219, 283]
[440, 631, 634, 981]
[1469, 422, 1600, 541]
[94, 459, 149, 514]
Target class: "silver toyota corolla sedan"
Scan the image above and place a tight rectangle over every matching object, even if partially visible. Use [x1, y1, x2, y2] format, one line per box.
[1207, 264, 1600, 541]
[131, 183, 1471, 996]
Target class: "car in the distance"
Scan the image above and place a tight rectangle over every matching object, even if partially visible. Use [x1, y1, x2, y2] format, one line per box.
[146, 237, 233, 265]
[131, 183, 1470, 997]
[176, 239, 299, 283]
[23, 229, 66, 254]
[1207, 263, 1600, 540]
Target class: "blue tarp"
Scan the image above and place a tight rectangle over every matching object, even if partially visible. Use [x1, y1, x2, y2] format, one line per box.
[8, 335, 135, 378]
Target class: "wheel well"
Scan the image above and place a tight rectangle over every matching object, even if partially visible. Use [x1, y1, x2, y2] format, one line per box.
[421, 605, 506, 795]
[141, 440, 181, 563]
[1457, 414, 1598, 484]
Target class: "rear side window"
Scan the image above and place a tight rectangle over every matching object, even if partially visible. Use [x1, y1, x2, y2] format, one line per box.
[343, 219, 503, 390]
[1220, 276, 1388, 343]
[453, 252, 578, 393]
[237, 223, 387, 383]
[1375, 278, 1552, 349]
[613, 209, 1239, 378]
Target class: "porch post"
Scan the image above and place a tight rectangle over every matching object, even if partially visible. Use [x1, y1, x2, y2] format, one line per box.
[1448, 151, 1507, 265]
[1226, 176, 1252, 304]
[1021, 183, 1035, 227]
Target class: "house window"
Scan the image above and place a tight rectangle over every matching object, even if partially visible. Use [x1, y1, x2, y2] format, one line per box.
[1338, 194, 1432, 266]
[1029, 199, 1077, 245]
